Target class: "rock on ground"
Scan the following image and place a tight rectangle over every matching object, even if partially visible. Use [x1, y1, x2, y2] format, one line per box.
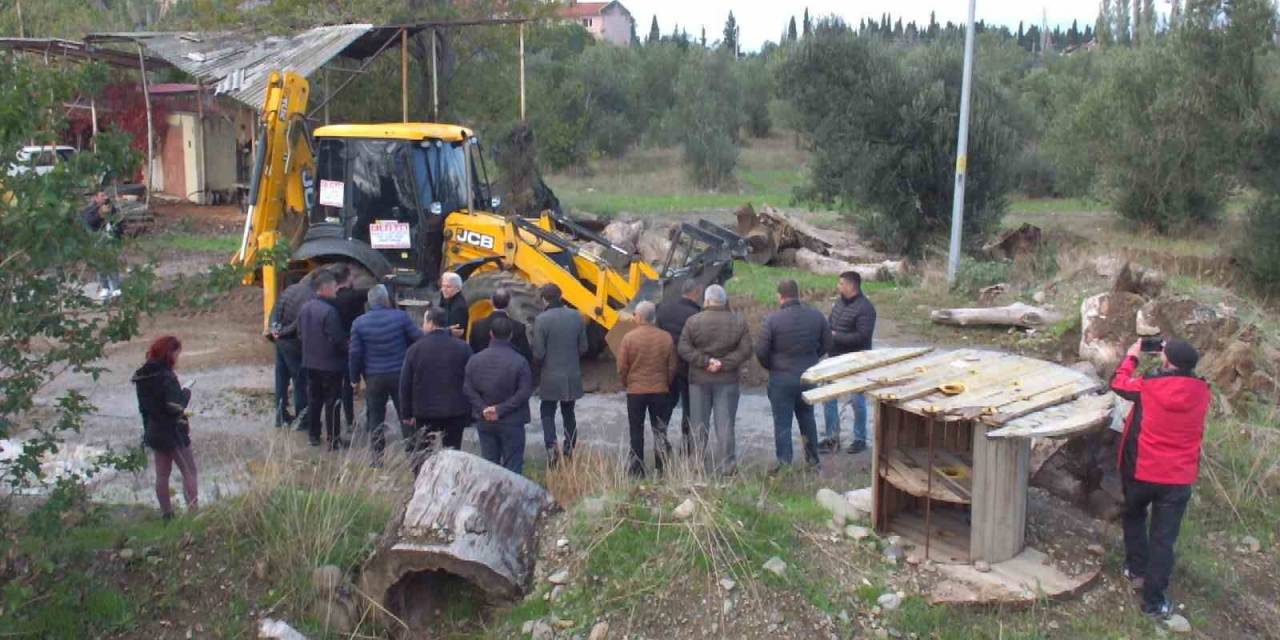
[763, 556, 788, 577]
[817, 488, 865, 524]
[877, 592, 902, 610]
[311, 565, 343, 593]
[1164, 614, 1192, 634]
[672, 498, 698, 521]
[547, 569, 571, 585]
[588, 621, 610, 640]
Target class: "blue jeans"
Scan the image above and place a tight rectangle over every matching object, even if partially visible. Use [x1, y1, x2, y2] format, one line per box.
[823, 394, 867, 443]
[478, 423, 527, 475]
[274, 340, 307, 422]
[767, 375, 820, 466]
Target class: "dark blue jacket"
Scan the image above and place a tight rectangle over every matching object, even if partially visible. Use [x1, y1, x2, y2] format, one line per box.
[349, 307, 423, 381]
[756, 300, 833, 377]
[401, 329, 473, 419]
[464, 338, 533, 426]
[299, 297, 347, 372]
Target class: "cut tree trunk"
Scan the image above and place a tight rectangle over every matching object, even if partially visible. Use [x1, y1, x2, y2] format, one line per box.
[794, 248, 905, 280]
[361, 450, 557, 636]
[637, 227, 673, 267]
[930, 303, 1064, 329]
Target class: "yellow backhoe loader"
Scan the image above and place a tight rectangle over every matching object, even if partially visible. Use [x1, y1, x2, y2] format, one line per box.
[234, 71, 744, 353]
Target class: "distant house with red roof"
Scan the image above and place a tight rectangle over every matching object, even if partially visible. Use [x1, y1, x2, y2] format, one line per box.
[558, 1, 634, 46]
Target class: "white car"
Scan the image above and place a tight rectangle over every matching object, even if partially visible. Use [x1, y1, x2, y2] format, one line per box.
[7, 145, 77, 177]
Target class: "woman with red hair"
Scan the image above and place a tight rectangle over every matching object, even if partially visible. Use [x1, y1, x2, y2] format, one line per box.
[131, 335, 198, 520]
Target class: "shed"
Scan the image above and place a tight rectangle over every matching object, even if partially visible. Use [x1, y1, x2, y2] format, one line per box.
[802, 348, 1114, 566]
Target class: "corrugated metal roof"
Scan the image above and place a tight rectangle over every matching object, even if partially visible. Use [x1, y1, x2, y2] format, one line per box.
[87, 25, 374, 110]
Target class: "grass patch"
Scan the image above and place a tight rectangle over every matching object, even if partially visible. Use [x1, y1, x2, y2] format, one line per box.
[1008, 196, 1109, 216]
[728, 262, 898, 306]
[135, 232, 240, 254]
[550, 134, 820, 216]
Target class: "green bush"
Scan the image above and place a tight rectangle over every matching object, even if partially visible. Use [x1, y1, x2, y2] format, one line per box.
[780, 22, 1022, 257]
[1238, 192, 1280, 293]
[951, 259, 1012, 296]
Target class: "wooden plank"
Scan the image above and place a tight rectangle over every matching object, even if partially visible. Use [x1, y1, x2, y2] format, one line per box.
[929, 547, 1102, 605]
[983, 380, 1103, 426]
[985, 393, 1115, 439]
[891, 510, 970, 564]
[901, 358, 1053, 416]
[801, 347, 934, 384]
[932, 368, 1096, 421]
[872, 353, 1020, 402]
[969, 431, 1029, 563]
[809, 349, 978, 405]
[913, 362, 1070, 415]
[888, 448, 973, 502]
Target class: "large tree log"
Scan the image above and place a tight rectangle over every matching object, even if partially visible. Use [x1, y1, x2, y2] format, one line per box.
[602, 219, 644, 254]
[637, 227, 673, 267]
[794, 248, 905, 280]
[930, 303, 1064, 329]
[361, 451, 557, 635]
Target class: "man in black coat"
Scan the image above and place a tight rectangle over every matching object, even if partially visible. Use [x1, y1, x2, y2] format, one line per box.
[656, 280, 702, 456]
[329, 264, 367, 430]
[438, 272, 469, 340]
[401, 308, 473, 470]
[822, 270, 876, 454]
[464, 315, 534, 474]
[298, 270, 348, 449]
[756, 279, 832, 472]
[270, 275, 314, 429]
[469, 288, 532, 362]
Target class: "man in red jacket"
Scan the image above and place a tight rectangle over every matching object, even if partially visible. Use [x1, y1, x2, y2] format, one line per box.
[1109, 338, 1211, 618]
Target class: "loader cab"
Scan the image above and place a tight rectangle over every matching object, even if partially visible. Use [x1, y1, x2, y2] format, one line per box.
[307, 123, 496, 284]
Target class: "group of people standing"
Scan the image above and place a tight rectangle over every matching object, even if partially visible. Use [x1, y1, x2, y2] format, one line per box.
[617, 270, 877, 477]
[265, 264, 879, 477]
[267, 263, 589, 474]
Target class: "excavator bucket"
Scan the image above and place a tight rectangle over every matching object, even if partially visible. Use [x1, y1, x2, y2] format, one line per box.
[603, 219, 747, 356]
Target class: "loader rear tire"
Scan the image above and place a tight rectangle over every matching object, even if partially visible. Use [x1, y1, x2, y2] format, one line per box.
[460, 271, 543, 333]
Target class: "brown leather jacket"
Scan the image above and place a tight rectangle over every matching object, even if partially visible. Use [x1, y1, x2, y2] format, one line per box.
[677, 306, 753, 385]
[617, 324, 677, 394]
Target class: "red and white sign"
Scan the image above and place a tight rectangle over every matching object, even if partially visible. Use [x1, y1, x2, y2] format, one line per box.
[369, 220, 412, 249]
[318, 179, 344, 207]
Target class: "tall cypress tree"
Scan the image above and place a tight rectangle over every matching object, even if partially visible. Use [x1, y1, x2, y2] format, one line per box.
[647, 16, 660, 44]
[721, 12, 737, 55]
[802, 8, 812, 37]
[787, 16, 798, 42]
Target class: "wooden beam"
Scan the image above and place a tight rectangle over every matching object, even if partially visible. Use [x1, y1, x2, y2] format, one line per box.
[431, 29, 439, 120]
[400, 28, 408, 123]
[801, 347, 933, 384]
[518, 22, 526, 121]
[137, 43, 153, 205]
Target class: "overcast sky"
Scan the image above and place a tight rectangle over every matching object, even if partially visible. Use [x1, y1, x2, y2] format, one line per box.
[624, 1, 1102, 51]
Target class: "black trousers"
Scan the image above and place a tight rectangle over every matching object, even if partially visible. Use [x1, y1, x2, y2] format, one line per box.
[417, 415, 468, 451]
[305, 369, 343, 444]
[540, 400, 577, 455]
[1122, 478, 1192, 608]
[627, 393, 672, 475]
[364, 372, 402, 460]
[661, 373, 693, 455]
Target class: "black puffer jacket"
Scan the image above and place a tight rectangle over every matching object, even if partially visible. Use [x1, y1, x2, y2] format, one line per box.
[656, 297, 701, 375]
[132, 360, 192, 452]
[829, 293, 876, 355]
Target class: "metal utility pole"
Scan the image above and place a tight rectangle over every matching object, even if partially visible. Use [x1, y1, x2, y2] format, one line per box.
[946, 0, 978, 284]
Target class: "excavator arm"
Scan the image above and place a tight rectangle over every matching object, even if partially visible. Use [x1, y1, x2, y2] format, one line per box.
[232, 71, 314, 334]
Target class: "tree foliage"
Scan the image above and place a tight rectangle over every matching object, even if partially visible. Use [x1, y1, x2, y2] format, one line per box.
[675, 50, 742, 188]
[780, 21, 1021, 257]
[0, 59, 154, 498]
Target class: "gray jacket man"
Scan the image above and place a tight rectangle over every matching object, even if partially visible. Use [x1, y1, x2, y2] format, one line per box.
[677, 284, 752, 475]
[531, 283, 587, 464]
